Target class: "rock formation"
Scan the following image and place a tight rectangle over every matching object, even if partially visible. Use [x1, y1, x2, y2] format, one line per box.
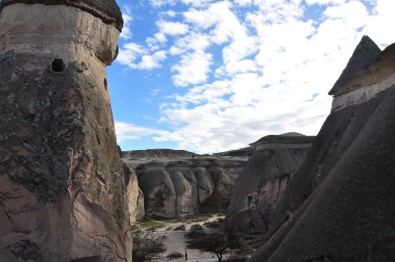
[250, 36, 395, 261]
[0, 1, 132, 261]
[122, 149, 198, 159]
[123, 152, 246, 218]
[123, 163, 145, 223]
[225, 134, 314, 235]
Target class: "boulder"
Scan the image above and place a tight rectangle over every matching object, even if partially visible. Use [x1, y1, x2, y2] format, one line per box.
[0, 1, 132, 261]
[250, 36, 395, 261]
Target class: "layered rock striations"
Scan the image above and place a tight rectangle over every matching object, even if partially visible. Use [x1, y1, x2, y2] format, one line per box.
[250, 36, 395, 261]
[123, 153, 246, 218]
[0, 1, 132, 261]
[225, 134, 314, 235]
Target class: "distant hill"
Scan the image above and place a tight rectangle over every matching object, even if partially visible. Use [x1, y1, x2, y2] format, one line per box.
[122, 149, 198, 159]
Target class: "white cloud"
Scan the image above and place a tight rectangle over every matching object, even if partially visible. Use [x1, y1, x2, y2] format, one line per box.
[115, 121, 162, 142]
[115, 0, 395, 153]
[120, 9, 133, 40]
[117, 44, 167, 70]
[156, 20, 190, 36]
[150, 0, 176, 7]
[234, 0, 253, 6]
[181, 0, 216, 8]
[169, 32, 211, 55]
[362, 0, 395, 47]
[171, 51, 213, 87]
[117, 43, 146, 65]
[305, 0, 345, 5]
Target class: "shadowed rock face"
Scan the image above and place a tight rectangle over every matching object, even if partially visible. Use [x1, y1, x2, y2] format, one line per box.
[250, 36, 395, 261]
[124, 157, 246, 218]
[329, 35, 381, 96]
[225, 135, 314, 235]
[0, 1, 131, 261]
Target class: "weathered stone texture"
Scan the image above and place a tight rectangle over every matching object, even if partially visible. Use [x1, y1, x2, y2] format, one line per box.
[0, 2, 131, 261]
[0, 0, 123, 31]
[124, 158, 246, 218]
[123, 163, 145, 223]
[225, 136, 314, 235]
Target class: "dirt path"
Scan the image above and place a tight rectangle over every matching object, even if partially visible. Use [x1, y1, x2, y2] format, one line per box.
[136, 213, 230, 262]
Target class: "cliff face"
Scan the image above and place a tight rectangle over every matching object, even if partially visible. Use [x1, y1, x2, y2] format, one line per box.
[0, 2, 132, 261]
[250, 36, 395, 261]
[123, 156, 246, 218]
[225, 135, 314, 235]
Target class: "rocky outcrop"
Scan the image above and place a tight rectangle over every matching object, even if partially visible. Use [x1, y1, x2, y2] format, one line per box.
[250, 36, 395, 261]
[330, 35, 395, 111]
[122, 149, 198, 159]
[0, 1, 132, 261]
[123, 156, 246, 218]
[225, 134, 314, 235]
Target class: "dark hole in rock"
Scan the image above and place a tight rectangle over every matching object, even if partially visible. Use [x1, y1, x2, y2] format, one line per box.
[104, 78, 108, 91]
[52, 58, 66, 72]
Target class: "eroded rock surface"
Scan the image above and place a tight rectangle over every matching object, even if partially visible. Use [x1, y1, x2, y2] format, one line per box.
[250, 36, 395, 261]
[225, 134, 314, 235]
[0, 1, 131, 261]
[123, 154, 246, 218]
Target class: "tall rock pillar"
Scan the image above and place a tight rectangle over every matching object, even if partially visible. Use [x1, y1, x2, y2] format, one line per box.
[0, 0, 132, 261]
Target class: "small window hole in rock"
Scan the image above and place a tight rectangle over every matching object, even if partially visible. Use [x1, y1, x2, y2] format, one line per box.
[52, 58, 66, 72]
[104, 78, 108, 91]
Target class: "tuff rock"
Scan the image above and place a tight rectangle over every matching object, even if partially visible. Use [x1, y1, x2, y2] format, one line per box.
[123, 152, 247, 219]
[250, 36, 395, 261]
[225, 134, 314, 235]
[0, 1, 132, 261]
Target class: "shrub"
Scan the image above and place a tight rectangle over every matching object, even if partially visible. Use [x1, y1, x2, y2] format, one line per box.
[185, 230, 207, 239]
[166, 251, 184, 259]
[223, 255, 249, 262]
[204, 221, 222, 229]
[173, 224, 186, 231]
[132, 232, 166, 262]
[190, 224, 204, 231]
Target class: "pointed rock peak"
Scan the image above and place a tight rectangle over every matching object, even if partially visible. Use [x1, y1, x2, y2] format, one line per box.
[329, 35, 381, 96]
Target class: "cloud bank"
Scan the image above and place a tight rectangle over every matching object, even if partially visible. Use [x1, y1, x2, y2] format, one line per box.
[115, 0, 395, 153]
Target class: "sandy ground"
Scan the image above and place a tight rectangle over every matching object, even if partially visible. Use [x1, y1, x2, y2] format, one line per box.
[138, 214, 232, 262]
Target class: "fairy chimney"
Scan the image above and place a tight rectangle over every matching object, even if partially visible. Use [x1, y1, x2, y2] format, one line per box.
[0, 0, 132, 261]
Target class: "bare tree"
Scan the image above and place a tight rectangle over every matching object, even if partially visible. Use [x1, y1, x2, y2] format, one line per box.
[132, 232, 166, 262]
[186, 231, 240, 262]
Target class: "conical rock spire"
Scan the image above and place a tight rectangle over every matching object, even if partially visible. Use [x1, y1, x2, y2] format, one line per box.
[329, 35, 381, 96]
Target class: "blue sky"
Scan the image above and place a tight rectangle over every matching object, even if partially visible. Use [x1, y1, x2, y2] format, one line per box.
[109, 0, 394, 154]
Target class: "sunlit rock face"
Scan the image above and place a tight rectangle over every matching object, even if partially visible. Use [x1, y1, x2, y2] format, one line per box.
[123, 163, 145, 223]
[225, 134, 314, 235]
[123, 156, 246, 219]
[250, 36, 395, 261]
[0, 1, 132, 261]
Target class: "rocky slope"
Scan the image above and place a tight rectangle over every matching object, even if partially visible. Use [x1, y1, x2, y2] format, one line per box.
[0, 1, 131, 261]
[225, 134, 314, 235]
[123, 151, 247, 219]
[250, 36, 395, 261]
